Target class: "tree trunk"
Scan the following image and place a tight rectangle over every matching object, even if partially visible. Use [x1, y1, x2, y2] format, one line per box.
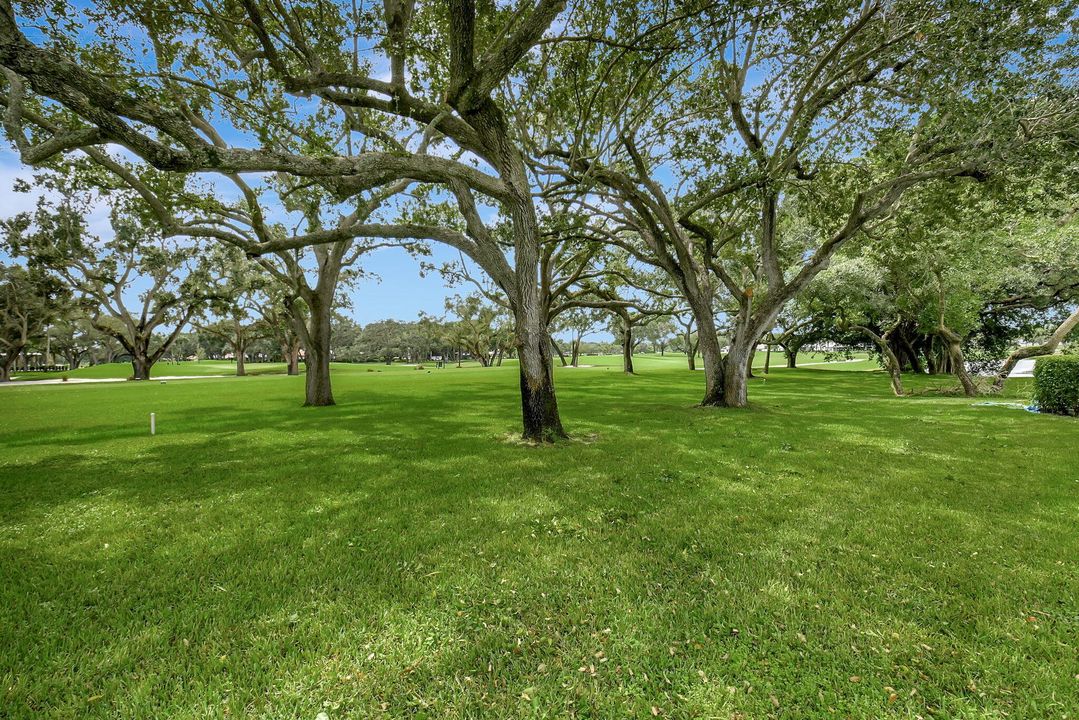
[0, 348, 16, 381]
[939, 326, 977, 397]
[622, 325, 634, 374]
[764, 343, 772, 374]
[854, 326, 904, 396]
[283, 340, 300, 375]
[551, 336, 568, 367]
[235, 344, 246, 376]
[991, 307, 1079, 391]
[745, 343, 757, 379]
[516, 310, 566, 442]
[686, 332, 696, 371]
[899, 334, 922, 374]
[697, 318, 727, 405]
[131, 353, 152, 381]
[570, 338, 580, 367]
[785, 345, 798, 369]
[462, 99, 566, 441]
[926, 339, 941, 375]
[301, 293, 335, 406]
[719, 337, 753, 407]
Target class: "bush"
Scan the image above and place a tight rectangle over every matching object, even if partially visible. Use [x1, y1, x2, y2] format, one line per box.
[1032, 355, 1079, 416]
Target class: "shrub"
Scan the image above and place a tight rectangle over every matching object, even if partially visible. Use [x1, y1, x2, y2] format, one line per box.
[1032, 355, 1079, 416]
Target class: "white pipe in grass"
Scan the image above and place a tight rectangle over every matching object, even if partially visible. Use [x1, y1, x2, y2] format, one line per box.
[150, 412, 156, 435]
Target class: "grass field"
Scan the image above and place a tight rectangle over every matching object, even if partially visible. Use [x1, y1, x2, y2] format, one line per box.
[1, 357, 1076, 719]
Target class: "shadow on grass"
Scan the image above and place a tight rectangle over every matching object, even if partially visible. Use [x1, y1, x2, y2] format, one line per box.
[1, 365, 1075, 717]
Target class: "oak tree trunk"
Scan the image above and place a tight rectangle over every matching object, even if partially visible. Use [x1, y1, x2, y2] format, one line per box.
[284, 341, 300, 375]
[941, 332, 977, 397]
[622, 326, 634, 374]
[131, 354, 152, 381]
[516, 313, 565, 442]
[302, 293, 335, 406]
[855, 326, 904, 396]
[697, 325, 727, 406]
[0, 350, 15, 382]
[235, 341, 247, 376]
[551, 336, 568, 367]
[720, 343, 751, 408]
[900, 335, 922, 374]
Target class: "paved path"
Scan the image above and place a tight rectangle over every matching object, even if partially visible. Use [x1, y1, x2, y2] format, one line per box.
[0, 374, 230, 387]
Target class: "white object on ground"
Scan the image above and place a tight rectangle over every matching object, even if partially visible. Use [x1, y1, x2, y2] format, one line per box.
[150, 413, 156, 435]
[1008, 358, 1036, 378]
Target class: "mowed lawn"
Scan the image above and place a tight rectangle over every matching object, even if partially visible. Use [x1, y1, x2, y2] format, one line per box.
[1, 358, 1076, 719]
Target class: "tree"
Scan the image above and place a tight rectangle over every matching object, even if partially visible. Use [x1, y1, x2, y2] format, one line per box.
[48, 316, 96, 369]
[766, 298, 829, 370]
[355, 320, 407, 365]
[252, 287, 303, 376]
[330, 314, 365, 363]
[542, 0, 1075, 408]
[0, 0, 574, 441]
[0, 263, 67, 381]
[843, 179, 1079, 396]
[638, 317, 677, 355]
[444, 295, 512, 368]
[194, 247, 275, 376]
[553, 249, 678, 373]
[555, 308, 602, 367]
[808, 257, 909, 396]
[4, 202, 221, 381]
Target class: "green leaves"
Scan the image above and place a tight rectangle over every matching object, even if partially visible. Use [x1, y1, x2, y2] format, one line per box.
[1032, 355, 1079, 415]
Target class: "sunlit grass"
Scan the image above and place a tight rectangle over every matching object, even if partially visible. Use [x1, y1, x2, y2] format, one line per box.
[1, 359, 1075, 719]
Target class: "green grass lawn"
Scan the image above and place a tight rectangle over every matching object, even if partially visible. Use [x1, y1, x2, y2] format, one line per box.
[1, 359, 1076, 719]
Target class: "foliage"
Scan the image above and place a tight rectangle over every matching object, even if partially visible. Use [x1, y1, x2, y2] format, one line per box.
[1032, 355, 1079, 416]
[0, 262, 69, 378]
[3, 199, 224, 378]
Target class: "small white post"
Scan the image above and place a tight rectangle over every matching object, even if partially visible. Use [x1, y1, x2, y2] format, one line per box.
[150, 412, 156, 436]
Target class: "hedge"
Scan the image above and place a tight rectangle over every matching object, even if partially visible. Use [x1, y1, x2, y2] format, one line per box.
[1032, 355, 1079, 416]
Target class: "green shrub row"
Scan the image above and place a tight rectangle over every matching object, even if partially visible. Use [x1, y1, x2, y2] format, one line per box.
[1033, 355, 1079, 416]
